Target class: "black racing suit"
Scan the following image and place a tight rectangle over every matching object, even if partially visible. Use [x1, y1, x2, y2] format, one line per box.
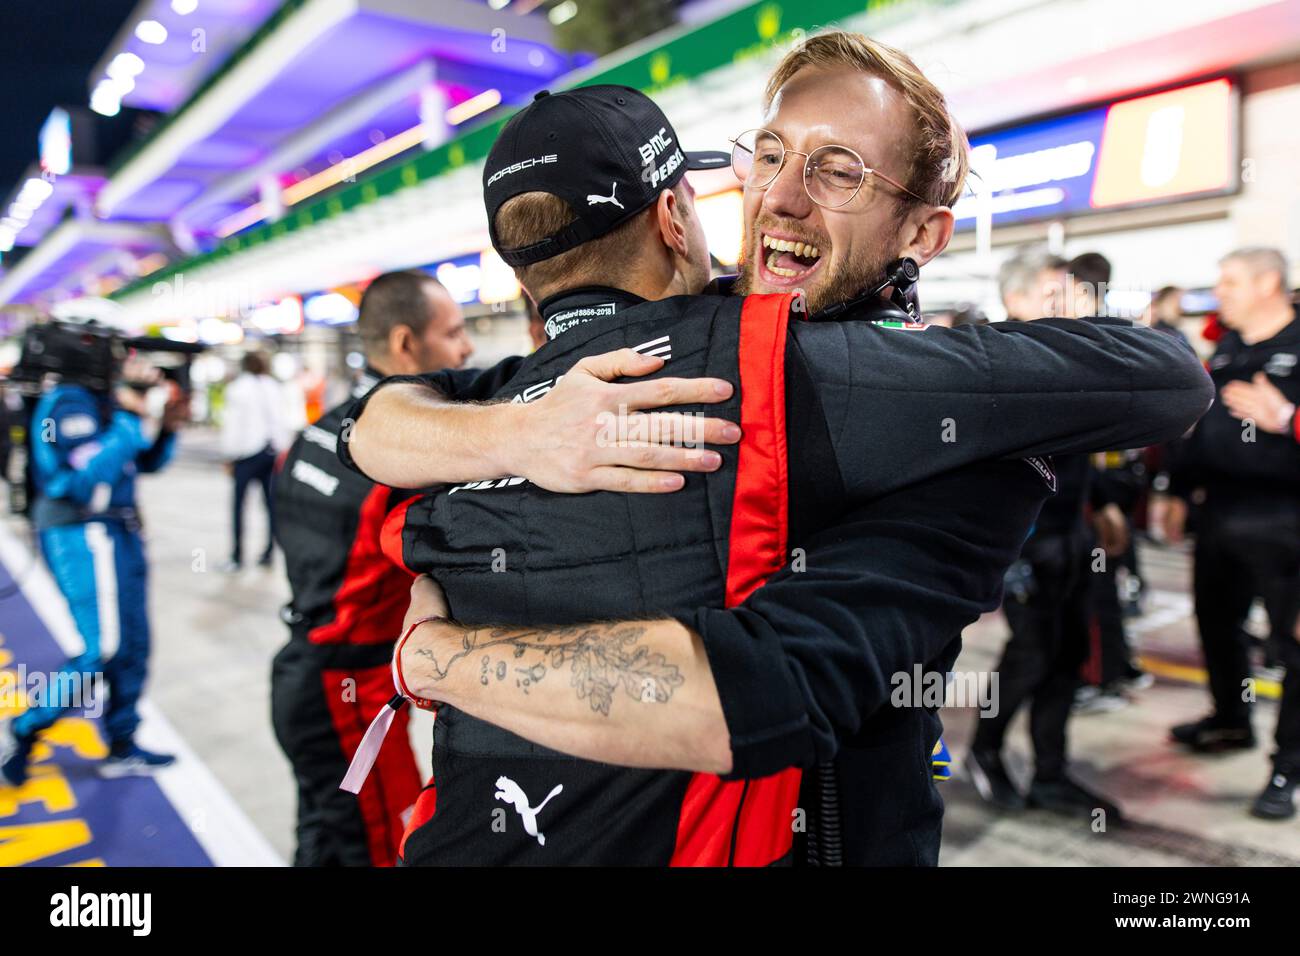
[342, 288, 1212, 865]
[271, 370, 423, 866]
[1169, 308, 1300, 774]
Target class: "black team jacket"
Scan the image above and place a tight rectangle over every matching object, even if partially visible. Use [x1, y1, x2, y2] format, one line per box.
[341, 288, 1212, 865]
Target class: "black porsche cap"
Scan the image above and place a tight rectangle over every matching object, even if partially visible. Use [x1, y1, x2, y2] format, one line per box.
[483, 85, 730, 266]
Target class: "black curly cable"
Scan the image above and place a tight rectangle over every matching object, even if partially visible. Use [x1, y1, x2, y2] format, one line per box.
[815, 761, 844, 867]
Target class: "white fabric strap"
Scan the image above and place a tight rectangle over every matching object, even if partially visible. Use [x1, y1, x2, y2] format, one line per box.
[340, 695, 404, 795]
[338, 616, 442, 794]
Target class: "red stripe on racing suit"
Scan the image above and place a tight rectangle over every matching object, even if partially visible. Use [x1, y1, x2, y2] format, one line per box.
[321, 664, 421, 865]
[311, 485, 415, 645]
[671, 292, 802, 866]
[381, 496, 418, 576]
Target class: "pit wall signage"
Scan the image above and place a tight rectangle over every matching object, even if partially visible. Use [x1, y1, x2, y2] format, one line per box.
[954, 78, 1238, 230]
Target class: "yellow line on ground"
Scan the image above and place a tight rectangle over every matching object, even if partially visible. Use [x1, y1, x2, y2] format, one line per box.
[1137, 655, 1281, 701]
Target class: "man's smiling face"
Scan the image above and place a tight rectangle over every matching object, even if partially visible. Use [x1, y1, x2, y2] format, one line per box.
[735, 66, 918, 312]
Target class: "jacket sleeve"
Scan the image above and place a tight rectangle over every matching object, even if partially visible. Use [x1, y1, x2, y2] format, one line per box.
[36, 400, 152, 505]
[336, 357, 525, 477]
[135, 429, 177, 474]
[791, 316, 1215, 503]
[682, 458, 1049, 779]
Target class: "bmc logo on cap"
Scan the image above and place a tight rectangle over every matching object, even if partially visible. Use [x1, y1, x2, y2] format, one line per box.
[638, 127, 673, 166]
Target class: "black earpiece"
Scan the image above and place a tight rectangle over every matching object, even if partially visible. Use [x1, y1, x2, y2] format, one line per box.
[812, 257, 921, 322]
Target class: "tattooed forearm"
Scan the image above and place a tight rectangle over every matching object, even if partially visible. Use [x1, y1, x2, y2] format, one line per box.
[415, 621, 685, 716]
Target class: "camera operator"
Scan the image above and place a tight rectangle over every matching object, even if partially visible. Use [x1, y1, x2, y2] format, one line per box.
[1, 348, 188, 786]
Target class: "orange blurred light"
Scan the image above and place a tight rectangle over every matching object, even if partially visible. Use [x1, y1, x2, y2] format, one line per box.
[215, 201, 266, 238]
[282, 124, 426, 206]
[1090, 79, 1234, 209]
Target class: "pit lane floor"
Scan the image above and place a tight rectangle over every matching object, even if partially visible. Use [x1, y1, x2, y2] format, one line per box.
[3, 429, 1298, 865]
[942, 542, 1300, 866]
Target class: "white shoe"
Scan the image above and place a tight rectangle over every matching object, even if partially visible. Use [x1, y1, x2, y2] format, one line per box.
[0, 720, 17, 766]
[1, 720, 34, 787]
[1074, 691, 1129, 715]
[97, 744, 177, 779]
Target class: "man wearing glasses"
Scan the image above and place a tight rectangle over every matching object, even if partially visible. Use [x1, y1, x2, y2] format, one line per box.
[340, 33, 1210, 864]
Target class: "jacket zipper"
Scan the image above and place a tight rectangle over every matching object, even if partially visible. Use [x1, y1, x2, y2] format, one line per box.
[726, 780, 750, 866]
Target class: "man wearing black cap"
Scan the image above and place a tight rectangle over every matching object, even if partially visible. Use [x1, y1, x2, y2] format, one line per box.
[340, 49, 1209, 864]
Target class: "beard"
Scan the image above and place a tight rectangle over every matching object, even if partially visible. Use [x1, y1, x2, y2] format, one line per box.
[733, 220, 896, 314]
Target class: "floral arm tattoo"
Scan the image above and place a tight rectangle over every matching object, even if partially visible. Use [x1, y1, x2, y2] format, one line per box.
[412, 622, 685, 717]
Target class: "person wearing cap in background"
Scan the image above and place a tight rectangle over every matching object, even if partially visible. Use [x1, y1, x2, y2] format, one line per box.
[270, 271, 474, 867]
[1162, 247, 1300, 821]
[340, 35, 1210, 864]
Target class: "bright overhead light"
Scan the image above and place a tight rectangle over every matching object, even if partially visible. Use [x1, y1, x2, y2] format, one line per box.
[135, 20, 168, 44]
[91, 79, 122, 116]
[446, 88, 502, 125]
[549, 1, 578, 25]
[107, 52, 145, 79]
[171, 0, 199, 13]
[9, 203, 35, 221]
[0, 234, 14, 253]
[488, 0, 510, 8]
[108, 73, 136, 96]
[19, 178, 55, 203]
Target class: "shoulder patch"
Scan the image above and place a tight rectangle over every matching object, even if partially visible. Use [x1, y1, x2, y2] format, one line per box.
[58, 413, 98, 440]
[1022, 456, 1057, 492]
[1264, 353, 1296, 377]
[302, 424, 338, 453]
[291, 459, 340, 497]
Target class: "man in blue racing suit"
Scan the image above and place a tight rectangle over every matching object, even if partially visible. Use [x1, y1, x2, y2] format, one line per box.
[2, 359, 187, 786]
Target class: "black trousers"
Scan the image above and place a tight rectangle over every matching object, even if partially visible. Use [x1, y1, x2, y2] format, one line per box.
[231, 445, 276, 564]
[1192, 505, 1300, 772]
[1091, 558, 1135, 686]
[270, 638, 421, 867]
[974, 532, 1093, 781]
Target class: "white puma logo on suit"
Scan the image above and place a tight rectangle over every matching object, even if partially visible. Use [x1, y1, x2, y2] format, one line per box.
[494, 775, 564, 846]
[586, 181, 623, 209]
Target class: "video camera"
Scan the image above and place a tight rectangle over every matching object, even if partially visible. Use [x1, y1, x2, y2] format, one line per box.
[4, 320, 206, 396]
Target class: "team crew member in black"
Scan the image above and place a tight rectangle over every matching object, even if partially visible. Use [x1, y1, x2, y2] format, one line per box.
[970, 439, 1126, 815]
[342, 41, 1211, 864]
[1066, 254, 1149, 699]
[970, 251, 1108, 812]
[271, 271, 474, 866]
[1161, 247, 1300, 821]
[973, 251, 1140, 811]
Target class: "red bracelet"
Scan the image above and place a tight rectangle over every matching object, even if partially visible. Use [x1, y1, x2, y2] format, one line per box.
[393, 616, 445, 711]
